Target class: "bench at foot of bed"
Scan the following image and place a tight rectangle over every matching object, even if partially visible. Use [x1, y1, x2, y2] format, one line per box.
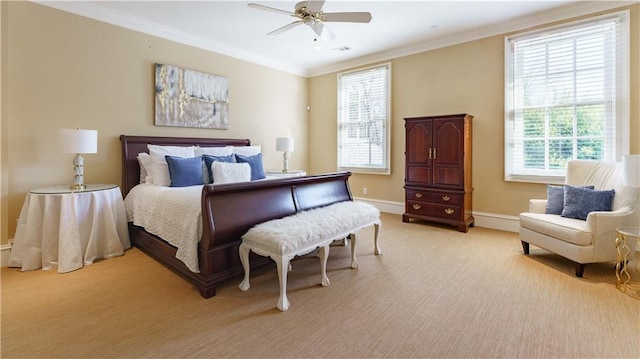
[238, 201, 381, 311]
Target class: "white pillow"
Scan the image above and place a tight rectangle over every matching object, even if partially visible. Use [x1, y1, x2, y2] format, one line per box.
[194, 146, 233, 157]
[212, 162, 251, 184]
[137, 152, 152, 183]
[232, 145, 261, 156]
[147, 145, 196, 186]
[194, 146, 234, 183]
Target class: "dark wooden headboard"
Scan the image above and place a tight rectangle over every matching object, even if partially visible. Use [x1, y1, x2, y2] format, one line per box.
[120, 135, 251, 196]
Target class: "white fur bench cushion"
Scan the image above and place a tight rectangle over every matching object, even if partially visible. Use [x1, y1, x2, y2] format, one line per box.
[242, 201, 380, 259]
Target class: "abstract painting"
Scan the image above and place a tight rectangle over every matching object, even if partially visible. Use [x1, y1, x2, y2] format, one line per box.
[154, 63, 229, 129]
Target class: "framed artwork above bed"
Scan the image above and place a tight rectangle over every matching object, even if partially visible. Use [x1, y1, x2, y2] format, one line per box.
[154, 63, 229, 129]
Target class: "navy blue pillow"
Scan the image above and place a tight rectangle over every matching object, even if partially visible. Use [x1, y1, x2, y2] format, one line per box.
[165, 155, 203, 187]
[546, 185, 594, 214]
[202, 154, 236, 184]
[235, 153, 266, 180]
[561, 186, 615, 220]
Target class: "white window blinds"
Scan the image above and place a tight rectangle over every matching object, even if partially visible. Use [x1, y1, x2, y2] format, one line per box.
[337, 63, 391, 174]
[504, 11, 629, 182]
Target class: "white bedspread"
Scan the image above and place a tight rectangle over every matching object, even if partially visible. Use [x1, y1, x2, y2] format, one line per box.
[124, 184, 202, 272]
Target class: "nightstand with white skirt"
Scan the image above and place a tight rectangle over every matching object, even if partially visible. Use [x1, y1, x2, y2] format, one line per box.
[8, 184, 131, 273]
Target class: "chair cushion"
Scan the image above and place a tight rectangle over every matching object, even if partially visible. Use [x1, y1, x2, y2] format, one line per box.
[519, 212, 592, 246]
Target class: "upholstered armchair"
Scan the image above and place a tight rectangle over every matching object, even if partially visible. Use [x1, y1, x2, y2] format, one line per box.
[519, 160, 640, 277]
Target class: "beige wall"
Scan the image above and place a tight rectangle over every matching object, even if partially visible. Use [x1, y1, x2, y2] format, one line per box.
[2, 2, 309, 244]
[309, 4, 640, 218]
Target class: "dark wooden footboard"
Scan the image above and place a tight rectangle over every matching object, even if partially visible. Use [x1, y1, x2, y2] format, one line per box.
[120, 135, 353, 298]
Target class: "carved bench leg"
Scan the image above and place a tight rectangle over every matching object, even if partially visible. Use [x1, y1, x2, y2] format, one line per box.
[275, 256, 290, 311]
[373, 222, 382, 255]
[319, 245, 331, 287]
[349, 233, 359, 269]
[238, 243, 251, 291]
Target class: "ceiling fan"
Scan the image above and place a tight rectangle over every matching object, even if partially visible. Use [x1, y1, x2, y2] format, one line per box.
[248, 1, 372, 42]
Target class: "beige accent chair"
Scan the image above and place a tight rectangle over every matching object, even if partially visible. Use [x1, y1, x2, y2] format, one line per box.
[519, 160, 640, 277]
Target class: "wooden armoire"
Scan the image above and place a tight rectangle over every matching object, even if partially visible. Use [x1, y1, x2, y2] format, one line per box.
[403, 114, 474, 232]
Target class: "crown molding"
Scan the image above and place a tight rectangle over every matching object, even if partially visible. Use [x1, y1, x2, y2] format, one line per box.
[32, 0, 309, 77]
[33, 0, 635, 78]
[307, 1, 636, 77]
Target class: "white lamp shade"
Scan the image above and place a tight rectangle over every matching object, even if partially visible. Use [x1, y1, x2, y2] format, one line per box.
[60, 129, 98, 154]
[623, 154, 640, 188]
[276, 137, 294, 152]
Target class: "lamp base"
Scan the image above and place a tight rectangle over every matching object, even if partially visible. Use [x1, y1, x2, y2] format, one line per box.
[71, 153, 85, 191]
[282, 151, 290, 173]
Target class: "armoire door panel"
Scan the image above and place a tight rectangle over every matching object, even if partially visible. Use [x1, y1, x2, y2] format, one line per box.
[433, 119, 464, 167]
[433, 167, 464, 188]
[406, 167, 431, 185]
[406, 122, 432, 164]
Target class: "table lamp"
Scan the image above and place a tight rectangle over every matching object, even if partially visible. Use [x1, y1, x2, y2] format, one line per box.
[276, 137, 294, 173]
[60, 128, 98, 190]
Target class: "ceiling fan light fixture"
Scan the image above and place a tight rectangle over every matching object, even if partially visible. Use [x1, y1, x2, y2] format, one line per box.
[249, 1, 371, 41]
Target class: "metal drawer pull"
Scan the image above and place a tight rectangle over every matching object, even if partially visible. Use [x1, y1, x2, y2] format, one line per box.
[413, 204, 422, 210]
[442, 195, 450, 202]
[444, 208, 454, 215]
[415, 193, 423, 199]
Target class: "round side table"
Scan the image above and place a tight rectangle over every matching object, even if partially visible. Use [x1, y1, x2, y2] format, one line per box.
[615, 227, 640, 299]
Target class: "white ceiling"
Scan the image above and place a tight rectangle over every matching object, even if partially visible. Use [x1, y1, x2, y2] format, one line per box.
[38, 0, 634, 77]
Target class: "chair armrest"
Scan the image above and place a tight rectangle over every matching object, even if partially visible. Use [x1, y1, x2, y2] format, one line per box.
[587, 208, 639, 262]
[529, 199, 547, 213]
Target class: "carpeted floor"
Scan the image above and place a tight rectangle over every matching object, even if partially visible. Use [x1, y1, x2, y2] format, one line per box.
[2, 213, 639, 358]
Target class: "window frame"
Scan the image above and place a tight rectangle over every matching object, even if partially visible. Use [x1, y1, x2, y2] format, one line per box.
[337, 63, 391, 175]
[504, 10, 630, 184]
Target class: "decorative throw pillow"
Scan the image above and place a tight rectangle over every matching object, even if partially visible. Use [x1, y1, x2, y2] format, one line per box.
[148, 145, 196, 186]
[165, 155, 204, 187]
[235, 153, 266, 180]
[561, 186, 615, 220]
[202, 154, 237, 184]
[212, 161, 251, 184]
[545, 184, 594, 214]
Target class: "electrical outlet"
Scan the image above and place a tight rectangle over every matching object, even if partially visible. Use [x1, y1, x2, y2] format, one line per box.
[362, 187, 368, 195]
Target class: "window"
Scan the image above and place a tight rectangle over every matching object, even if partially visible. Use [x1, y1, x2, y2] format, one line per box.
[337, 63, 391, 174]
[504, 11, 629, 183]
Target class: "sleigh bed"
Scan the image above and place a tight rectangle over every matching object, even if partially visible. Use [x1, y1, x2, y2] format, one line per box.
[120, 135, 353, 298]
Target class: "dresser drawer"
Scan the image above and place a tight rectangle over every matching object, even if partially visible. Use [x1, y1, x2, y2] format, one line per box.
[406, 201, 463, 220]
[405, 190, 462, 205]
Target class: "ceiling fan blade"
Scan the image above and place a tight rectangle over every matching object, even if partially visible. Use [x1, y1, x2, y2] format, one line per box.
[322, 12, 372, 23]
[305, 0, 326, 13]
[311, 21, 335, 42]
[248, 3, 295, 17]
[267, 21, 303, 36]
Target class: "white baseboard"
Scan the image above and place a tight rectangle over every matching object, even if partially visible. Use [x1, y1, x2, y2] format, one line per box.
[354, 197, 520, 233]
